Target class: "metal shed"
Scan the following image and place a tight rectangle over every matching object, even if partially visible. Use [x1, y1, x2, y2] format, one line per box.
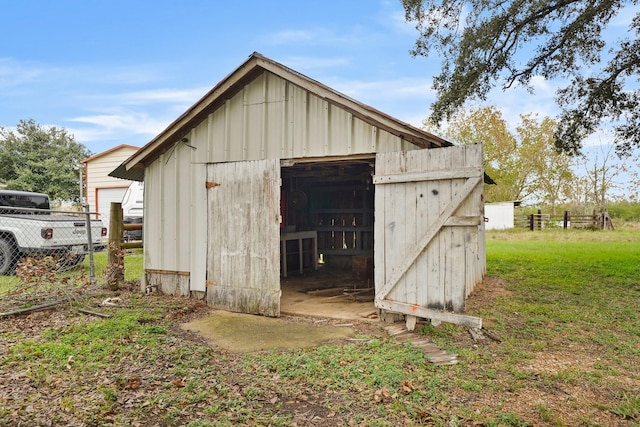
[81, 144, 139, 233]
[111, 52, 486, 328]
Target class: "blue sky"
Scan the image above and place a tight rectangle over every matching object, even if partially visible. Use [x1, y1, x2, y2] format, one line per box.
[0, 0, 637, 176]
[1, 0, 566, 155]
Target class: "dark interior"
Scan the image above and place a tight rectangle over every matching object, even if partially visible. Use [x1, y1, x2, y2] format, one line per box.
[280, 158, 375, 280]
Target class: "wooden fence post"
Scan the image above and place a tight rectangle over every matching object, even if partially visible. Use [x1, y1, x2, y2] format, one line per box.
[563, 211, 570, 229]
[108, 202, 125, 287]
[537, 209, 542, 230]
[528, 214, 534, 231]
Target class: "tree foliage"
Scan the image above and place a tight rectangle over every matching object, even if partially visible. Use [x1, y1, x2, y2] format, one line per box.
[402, 0, 640, 155]
[426, 106, 575, 205]
[0, 119, 91, 202]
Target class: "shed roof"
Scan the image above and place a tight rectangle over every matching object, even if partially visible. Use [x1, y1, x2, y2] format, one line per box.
[82, 144, 139, 164]
[110, 52, 454, 182]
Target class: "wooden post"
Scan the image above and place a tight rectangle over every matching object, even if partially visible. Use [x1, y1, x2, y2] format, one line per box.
[563, 211, 570, 229]
[108, 202, 125, 287]
[528, 214, 534, 231]
[537, 209, 542, 230]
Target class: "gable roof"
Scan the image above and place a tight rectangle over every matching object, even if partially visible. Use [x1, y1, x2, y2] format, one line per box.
[82, 144, 139, 164]
[110, 52, 453, 181]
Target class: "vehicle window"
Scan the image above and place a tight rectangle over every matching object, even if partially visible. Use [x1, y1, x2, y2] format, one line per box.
[0, 193, 50, 211]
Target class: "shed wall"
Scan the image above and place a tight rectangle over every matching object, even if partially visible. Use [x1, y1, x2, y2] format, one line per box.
[144, 142, 206, 290]
[143, 71, 421, 292]
[485, 202, 515, 230]
[188, 72, 417, 164]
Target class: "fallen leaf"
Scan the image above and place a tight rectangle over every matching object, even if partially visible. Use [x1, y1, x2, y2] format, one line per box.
[126, 377, 141, 390]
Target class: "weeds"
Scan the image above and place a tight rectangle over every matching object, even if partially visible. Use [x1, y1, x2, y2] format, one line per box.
[1, 229, 639, 425]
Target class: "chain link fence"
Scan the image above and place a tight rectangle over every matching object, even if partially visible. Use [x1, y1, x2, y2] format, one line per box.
[0, 206, 107, 307]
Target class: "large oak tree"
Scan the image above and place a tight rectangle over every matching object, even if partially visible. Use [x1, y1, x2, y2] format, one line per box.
[402, 0, 640, 155]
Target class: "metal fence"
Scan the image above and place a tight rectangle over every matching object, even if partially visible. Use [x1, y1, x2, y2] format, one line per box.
[0, 206, 106, 286]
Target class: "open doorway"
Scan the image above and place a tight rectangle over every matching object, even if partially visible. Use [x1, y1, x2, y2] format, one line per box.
[279, 158, 377, 319]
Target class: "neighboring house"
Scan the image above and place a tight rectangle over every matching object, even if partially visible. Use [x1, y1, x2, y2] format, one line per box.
[111, 52, 487, 328]
[484, 201, 520, 230]
[82, 145, 139, 231]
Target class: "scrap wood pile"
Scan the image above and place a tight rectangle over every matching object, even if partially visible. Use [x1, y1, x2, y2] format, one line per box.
[0, 259, 116, 318]
[0, 279, 114, 319]
[307, 286, 374, 302]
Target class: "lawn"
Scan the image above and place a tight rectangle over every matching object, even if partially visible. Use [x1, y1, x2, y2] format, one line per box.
[0, 230, 638, 426]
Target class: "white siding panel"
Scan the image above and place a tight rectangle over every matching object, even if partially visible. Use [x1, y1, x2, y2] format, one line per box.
[227, 95, 245, 161]
[144, 160, 163, 271]
[190, 163, 207, 292]
[144, 143, 195, 276]
[191, 118, 209, 163]
[187, 72, 419, 165]
[328, 105, 350, 155]
[306, 91, 328, 155]
[96, 187, 127, 232]
[290, 85, 308, 158]
[175, 142, 192, 273]
[160, 149, 178, 271]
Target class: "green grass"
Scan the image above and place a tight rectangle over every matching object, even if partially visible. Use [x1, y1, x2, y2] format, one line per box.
[2, 229, 640, 426]
[0, 248, 144, 296]
[484, 232, 640, 357]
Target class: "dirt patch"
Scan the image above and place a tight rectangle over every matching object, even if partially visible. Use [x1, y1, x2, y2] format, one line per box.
[471, 276, 513, 300]
[181, 310, 356, 352]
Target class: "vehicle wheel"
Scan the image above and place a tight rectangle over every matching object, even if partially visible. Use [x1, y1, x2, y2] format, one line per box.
[0, 238, 18, 275]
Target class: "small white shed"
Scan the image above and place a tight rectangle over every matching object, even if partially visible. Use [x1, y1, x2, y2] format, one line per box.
[82, 145, 139, 229]
[484, 201, 520, 230]
[111, 53, 487, 328]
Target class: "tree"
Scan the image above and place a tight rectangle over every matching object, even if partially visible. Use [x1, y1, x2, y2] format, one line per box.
[0, 119, 91, 202]
[581, 144, 622, 211]
[517, 114, 575, 215]
[402, 0, 640, 156]
[426, 106, 576, 206]
[426, 106, 532, 202]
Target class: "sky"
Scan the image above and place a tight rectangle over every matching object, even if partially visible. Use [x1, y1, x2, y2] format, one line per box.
[0, 0, 637, 195]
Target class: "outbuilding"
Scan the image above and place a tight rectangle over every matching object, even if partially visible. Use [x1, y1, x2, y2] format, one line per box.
[82, 144, 139, 232]
[484, 201, 521, 230]
[111, 53, 486, 328]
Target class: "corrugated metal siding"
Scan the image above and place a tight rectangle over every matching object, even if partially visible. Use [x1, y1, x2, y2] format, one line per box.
[144, 142, 199, 275]
[144, 159, 162, 271]
[189, 72, 418, 164]
[144, 70, 428, 294]
[189, 163, 207, 292]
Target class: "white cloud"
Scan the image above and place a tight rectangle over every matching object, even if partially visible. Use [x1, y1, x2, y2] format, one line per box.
[328, 76, 434, 100]
[80, 87, 207, 106]
[0, 58, 53, 89]
[70, 112, 169, 134]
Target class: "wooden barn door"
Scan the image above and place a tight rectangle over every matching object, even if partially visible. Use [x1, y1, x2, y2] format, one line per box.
[206, 159, 281, 316]
[373, 144, 484, 328]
